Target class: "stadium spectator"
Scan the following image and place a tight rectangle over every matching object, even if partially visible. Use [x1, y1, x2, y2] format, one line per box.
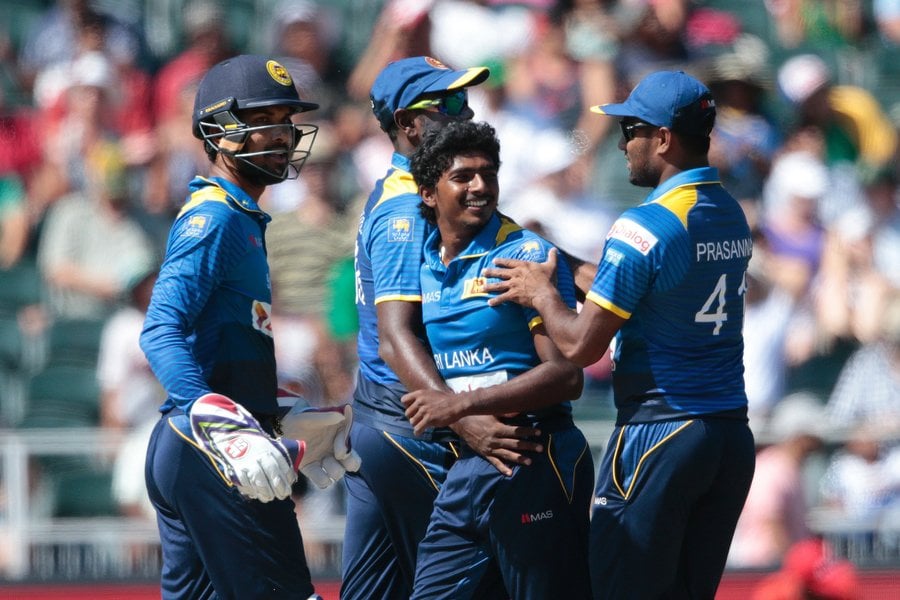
[742, 230, 800, 424]
[267, 0, 342, 117]
[824, 292, 900, 431]
[817, 165, 900, 345]
[819, 424, 900, 538]
[265, 128, 357, 404]
[36, 144, 156, 321]
[706, 33, 781, 203]
[729, 393, 826, 569]
[777, 53, 897, 172]
[152, 0, 232, 125]
[97, 268, 163, 430]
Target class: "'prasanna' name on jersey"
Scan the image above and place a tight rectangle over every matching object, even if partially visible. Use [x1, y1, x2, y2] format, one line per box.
[696, 237, 752, 262]
[434, 347, 495, 371]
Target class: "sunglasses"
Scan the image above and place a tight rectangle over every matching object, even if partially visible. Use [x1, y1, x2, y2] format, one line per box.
[405, 90, 469, 116]
[619, 120, 657, 142]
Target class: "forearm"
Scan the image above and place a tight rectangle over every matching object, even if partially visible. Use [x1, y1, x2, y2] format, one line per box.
[532, 294, 596, 367]
[457, 361, 583, 419]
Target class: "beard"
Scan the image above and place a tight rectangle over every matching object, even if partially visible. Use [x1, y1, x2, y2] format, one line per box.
[234, 154, 288, 186]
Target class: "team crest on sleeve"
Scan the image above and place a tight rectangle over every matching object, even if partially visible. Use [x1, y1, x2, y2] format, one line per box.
[462, 277, 488, 299]
[387, 217, 414, 242]
[607, 218, 658, 256]
[182, 214, 211, 238]
[604, 247, 625, 267]
[517, 240, 546, 261]
[251, 300, 274, 337]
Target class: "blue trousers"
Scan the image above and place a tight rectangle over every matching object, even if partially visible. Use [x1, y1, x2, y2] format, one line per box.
[340, 421, 457, 600]
[589, 418, 755, 599]
[145, 413, 315, 600]
[412, 426, 594, 600]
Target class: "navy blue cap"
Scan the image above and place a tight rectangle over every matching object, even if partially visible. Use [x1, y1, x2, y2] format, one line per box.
[370, 56, 489, 130]
[592, 71, 716, 136]
[192, 55, 318, 138]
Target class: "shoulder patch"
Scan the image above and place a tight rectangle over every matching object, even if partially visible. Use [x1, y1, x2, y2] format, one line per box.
[181, 214, 212, 238]
[607, 217, 658, 256]
[516, 239, 546, 262]
[387, 217, 414, 243]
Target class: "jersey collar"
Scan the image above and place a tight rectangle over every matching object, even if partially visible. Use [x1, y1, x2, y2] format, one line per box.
[188, 176, 271, 222]
[644, 166, 721, 204]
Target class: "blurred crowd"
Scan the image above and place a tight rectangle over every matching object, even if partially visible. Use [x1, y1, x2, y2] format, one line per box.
[1, 0, 900, 583]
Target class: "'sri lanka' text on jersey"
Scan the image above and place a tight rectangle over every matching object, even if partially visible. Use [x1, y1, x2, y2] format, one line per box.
[421, 213, 577, 423]
[586, 167, 753, 423]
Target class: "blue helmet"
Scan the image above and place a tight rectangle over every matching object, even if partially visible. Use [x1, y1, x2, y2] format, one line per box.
[193, 55, 319, 182]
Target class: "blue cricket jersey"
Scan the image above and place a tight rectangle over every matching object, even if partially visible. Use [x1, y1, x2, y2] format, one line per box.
[140, 176, 278, 416]
[353, 152, 434, 433]
[587, 167, 752, 422]
[421, 213, 577, 426]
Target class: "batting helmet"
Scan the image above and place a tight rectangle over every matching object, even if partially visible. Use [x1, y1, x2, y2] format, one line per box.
[193, 55, 319, 182]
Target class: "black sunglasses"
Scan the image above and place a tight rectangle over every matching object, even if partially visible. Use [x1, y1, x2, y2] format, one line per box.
[619, 120, 657, 142]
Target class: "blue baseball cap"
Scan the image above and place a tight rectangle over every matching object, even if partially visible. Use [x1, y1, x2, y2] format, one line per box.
[370, 56, 490, 130]
[591, 71, 716, 137]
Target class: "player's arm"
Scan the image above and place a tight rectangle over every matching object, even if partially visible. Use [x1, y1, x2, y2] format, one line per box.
[378, 299, 543, 474]
[140, 206, 240, 407]
[377, 299, 447, 392]
[402, 325, 583, 435]
[484, 248, 624, 367]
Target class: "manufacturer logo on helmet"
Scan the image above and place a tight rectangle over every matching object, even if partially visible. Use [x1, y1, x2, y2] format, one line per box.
[424, 56, 449, 70]
[198, 98, 232, 117]
[266, 60, 293, 87]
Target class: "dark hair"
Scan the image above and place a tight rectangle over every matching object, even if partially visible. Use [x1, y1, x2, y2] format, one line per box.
[677, 131, 711, 156]
[410, 121, 501, 223]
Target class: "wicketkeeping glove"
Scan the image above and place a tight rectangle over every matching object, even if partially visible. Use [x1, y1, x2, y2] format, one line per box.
[280, 403, 362, 489]
[190, 393, 301, 503]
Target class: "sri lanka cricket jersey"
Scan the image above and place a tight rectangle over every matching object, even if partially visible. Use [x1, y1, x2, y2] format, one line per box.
[587, 167, 752, 422]
[421, 213, 577, 425]
[141, 176, 277, 416]
[352, 152, 433, 434]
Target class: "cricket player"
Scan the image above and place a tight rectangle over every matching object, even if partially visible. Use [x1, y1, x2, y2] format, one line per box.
[485, 70, 757, 599]
[402, 120, 594, 599]
[342, 57, 543, 599]
[141, 55, 357, 599]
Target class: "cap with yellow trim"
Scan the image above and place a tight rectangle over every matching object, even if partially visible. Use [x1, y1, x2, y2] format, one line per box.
[370, 56, 489, 131]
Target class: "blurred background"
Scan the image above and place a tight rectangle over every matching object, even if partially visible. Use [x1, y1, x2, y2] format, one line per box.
[1, 0, 900, 597]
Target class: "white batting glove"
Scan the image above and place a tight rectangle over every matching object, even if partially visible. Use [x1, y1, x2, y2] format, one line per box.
[190, 393, 300, 503]
[280, 403, 362, 489]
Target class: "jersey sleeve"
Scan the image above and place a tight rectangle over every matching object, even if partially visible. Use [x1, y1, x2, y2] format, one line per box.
[140, 204, 248, 409]
[586, 210, 668, 319]
[367, 194, 427, 304]
[499, 235, 577, 328]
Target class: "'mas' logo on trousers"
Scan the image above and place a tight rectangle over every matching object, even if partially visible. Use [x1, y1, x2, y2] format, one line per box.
[521, 510, 553, 524]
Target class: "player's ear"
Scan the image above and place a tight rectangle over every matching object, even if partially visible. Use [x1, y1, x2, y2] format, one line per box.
[420, 184, 437, 208]
[394, 108, 417, 133]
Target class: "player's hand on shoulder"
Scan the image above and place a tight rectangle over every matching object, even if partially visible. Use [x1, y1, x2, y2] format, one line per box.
[484, 247, 559, 308]
[189, 393, 298, 503]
